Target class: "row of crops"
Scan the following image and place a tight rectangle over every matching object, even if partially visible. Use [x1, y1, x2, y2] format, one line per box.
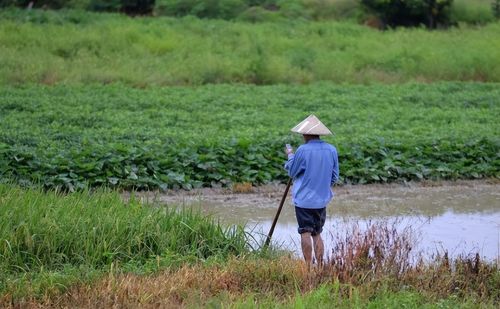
[1, 82, 499, 190]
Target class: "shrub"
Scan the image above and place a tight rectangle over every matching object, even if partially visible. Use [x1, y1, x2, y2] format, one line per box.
[0, 0, 155, 13]
[236, 5, 281, 22]
[493, 0, 500, 19]
[155, 0, 247, 19]
[87, 0, 121, 11]
[0, 0, 72, 9]
[88, 0, 155, 13]
[450, 0, 495, 25]
[360, 0, 454, 29]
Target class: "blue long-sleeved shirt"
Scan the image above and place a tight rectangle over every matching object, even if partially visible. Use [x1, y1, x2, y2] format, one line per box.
[284, 140, 339, 209]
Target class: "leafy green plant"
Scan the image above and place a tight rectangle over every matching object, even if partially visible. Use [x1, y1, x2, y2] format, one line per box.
[0, 83, 498, 190]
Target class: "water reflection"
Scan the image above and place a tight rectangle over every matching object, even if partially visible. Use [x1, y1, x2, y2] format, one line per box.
[249, 212, 500, 260]
[166, 183, 500, 260]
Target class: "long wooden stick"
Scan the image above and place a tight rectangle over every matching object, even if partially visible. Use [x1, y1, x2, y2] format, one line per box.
[264, 178, 292, 248]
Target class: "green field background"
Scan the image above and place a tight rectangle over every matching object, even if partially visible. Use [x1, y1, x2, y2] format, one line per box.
[1, 7, 500, 307]
[1, 9, 500, 86]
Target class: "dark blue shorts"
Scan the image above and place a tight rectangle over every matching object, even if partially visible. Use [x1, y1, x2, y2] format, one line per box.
[295, 207, 326, 236]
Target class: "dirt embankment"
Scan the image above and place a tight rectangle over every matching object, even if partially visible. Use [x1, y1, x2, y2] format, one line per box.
[125, 179, 500, 219]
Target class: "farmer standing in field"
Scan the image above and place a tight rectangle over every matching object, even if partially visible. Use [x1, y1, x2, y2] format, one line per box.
[284, 115, 339, 267]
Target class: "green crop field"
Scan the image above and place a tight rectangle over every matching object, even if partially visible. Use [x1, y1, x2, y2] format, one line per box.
[1, 82, 499, 190]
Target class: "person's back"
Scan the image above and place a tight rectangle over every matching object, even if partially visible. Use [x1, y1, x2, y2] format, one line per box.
[283, 115, 339, 267]
[285, 139, 338, 209]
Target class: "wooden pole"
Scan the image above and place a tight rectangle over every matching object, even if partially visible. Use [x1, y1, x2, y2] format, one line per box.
[264, 178, 292, 249]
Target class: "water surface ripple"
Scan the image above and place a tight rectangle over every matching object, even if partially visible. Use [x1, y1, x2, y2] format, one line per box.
[155, 181, 500, 260]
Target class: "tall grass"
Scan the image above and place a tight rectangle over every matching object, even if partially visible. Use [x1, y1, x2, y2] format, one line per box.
[324, 221, 499, 302]
[0, 184, 248, 275]
[0, 9, 499, 86]
[5, 220, 498, 308]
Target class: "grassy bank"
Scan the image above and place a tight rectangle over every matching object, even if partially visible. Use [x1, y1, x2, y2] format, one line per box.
[1, 186, 498, 307]
[7, 257, 499, 308]
[0, 184, 248, 299]
[1, 9, 499, 86]
[1, 82, 499, 189]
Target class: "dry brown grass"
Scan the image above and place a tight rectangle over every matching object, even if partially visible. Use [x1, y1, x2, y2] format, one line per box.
[3, 222, 498, 308]
[327, 221, 415, 284]
[39, 70, 59, 86]
[1, 257, 309, 308]
[231, 182, 254, 194]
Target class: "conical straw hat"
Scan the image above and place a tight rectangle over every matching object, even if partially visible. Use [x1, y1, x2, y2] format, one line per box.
[291, 114, 332, 135]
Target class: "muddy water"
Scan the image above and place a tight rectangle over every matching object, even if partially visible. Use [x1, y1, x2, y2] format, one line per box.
[152, 181, 500, 260]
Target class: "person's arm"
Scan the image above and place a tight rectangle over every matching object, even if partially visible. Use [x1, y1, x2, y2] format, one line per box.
[284, 148, 305, 179]
[331, 149, 339, 185]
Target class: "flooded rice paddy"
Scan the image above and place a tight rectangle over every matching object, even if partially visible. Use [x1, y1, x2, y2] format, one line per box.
[153, 181, 500, 260]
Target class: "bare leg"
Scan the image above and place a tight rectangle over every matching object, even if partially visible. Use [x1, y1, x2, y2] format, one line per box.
[312, 234, 324, 266]
[300, 232, 313, 266]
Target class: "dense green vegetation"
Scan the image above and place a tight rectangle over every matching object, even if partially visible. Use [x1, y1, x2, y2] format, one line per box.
[1, 83, 499, 190]
[2, 0, 498, 26]
[453, 0, 499, 24]
[1, 9, 499, 86]
[1, 4, 498, 308]
[360, 0, 454, 28]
